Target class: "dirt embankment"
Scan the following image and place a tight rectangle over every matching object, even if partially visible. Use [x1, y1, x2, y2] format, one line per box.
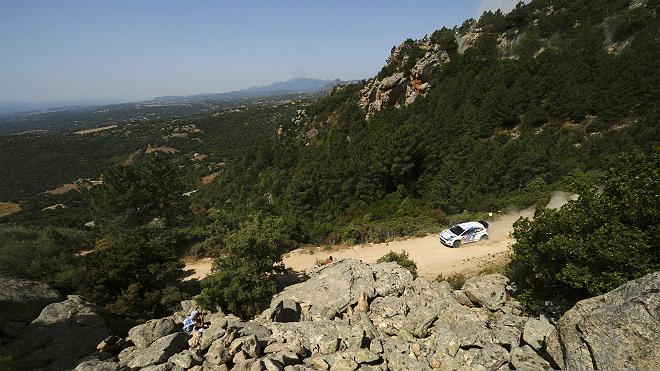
[184, 192, 576, 281]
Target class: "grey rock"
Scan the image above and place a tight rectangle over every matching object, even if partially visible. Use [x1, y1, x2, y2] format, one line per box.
[490, 316, 523, 348]
[510, 345, 551, 370]
[269, 320, 367, 353]
[128, 317, 177, 348]
[0, 276, 63, 326]
[127, 332, 188, 369]
[369, 339, 383, 354]
[436, 305, 491, 348]
[74, 359, 119, 371]
[317, 351, 359, 370]
[384, 351, 431, 370]
[271, 299, 301, 323]
[0, 295, 111, 370]
[250, 359, 267, 371]
[232, 359, 256, 371]
[452, 290, 474, 307]
[268, 259, 376, 321]
[232, 349, 249, 365]
[467, 344, 510, 371]
[142, 362, 175, 371]
[548, 271, 660, 370]
[378, 72, 405, 90]
[522, 317, 554, 351]
[371, 262, 414, 297]
[200, 319, 228, 350]
[262, 358, 283, 371]
[350, 348, 381, 364]
[462, 274, 509, 311]
[118, 345, 137, 366]
[206, 338, 233, 365]
[169, 349, 204, 368]
[269, 351, 301, 367]
[236, 322, 272, 342]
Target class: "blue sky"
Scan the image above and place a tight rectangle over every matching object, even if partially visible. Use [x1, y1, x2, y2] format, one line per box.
[0, 0, 522, 102]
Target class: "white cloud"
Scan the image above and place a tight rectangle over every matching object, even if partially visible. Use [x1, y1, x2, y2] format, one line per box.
[479, 0, 529, 15]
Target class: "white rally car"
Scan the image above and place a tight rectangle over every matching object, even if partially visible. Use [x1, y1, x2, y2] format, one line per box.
[439, 220, 489, 248]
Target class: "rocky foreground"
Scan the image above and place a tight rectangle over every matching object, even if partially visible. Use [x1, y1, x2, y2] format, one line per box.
[1, 259, 658, 370]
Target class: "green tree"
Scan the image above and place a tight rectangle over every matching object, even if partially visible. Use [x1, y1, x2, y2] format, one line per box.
[92, 155, 189, 235]
[509, 152, 660, 312]
[430, 27, 458, 54]
[197, 215, 293, 317]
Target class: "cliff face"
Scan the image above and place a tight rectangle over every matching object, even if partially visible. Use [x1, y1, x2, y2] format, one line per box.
[3, 260, 656, 370]
[359, 41, 451, 120]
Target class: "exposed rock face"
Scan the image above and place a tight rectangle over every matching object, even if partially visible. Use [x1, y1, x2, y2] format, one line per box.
[63, 261, 658, 371]
[0, 276, 63, 342]
[547, 271, 660, 370]
[462, 273, 509, 311]
[128, 317, 178, 348]
[0, 295, 112, 370]
[358, 41, 451, 120]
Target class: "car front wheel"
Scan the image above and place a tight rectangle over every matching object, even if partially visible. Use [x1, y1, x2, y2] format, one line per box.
[480, 235, 489, 241]
[452, 240, 461, 248]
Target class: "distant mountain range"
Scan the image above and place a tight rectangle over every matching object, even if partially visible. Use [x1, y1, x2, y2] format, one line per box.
[149, 77, 346, 104]
[0, 78, 347, 115]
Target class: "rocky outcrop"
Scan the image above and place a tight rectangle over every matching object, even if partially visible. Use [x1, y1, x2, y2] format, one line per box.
[359, 41, 451, 120]
[59, 261, 657, 370]
[128, 318, 178, 349]
[547, 271, 660, 370]
[0, 295, 112, 370]
[0, 276, 63, 343]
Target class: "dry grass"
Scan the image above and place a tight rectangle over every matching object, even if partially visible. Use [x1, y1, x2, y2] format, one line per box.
[0, 202, 21, 217]
[74, 124, 118, 135]
[46, 178, 102, 195]
[201, 172, 220, 184]
[145, 145, 178, 154]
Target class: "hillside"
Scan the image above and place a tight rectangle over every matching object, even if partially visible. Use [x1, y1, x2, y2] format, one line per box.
[201, 0, 659, 246]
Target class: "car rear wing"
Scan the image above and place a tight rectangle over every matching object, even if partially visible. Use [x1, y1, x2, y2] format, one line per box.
[478, 220, 489, 228]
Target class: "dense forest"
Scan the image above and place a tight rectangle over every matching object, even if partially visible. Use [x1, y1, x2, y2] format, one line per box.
[1, 0, 658, 319]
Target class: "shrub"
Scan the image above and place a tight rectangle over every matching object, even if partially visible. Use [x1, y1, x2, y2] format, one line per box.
[436, 272, 467, 290]
[509, 152, 660, 312]
[430, 27, 458, 54]
[197, 215, 293, 318]
[377, 250, 418, 278]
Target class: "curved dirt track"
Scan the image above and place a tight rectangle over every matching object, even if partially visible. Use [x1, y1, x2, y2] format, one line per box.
[283, 207, 534, 280]
[184, 192, 576, 281]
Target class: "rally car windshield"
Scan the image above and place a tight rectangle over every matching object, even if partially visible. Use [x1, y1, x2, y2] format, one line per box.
[450, 225, 464, 235]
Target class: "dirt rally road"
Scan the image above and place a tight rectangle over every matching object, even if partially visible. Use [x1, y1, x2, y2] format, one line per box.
[185, 192, 576, 281]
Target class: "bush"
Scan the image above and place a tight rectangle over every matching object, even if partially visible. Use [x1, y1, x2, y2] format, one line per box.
[377, 250, 418, 278]
[197, 215, 293, 318]
[0, 226, 90, 292]
[430, 27, 458, 54]
[509, 152, 660, 312]
[436, 272, 467, 290]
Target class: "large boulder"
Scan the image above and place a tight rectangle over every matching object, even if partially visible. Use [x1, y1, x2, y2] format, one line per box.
[462, 274, 509, 311]
[0, 295, 112, 370]
[548, 271, 660, 370]
[510, 345, 551, 370]
[126, 332, 189, 369]
[0, 276, 63, 341]
[267, 259, 378, 321]
[128, 317, 177, 348]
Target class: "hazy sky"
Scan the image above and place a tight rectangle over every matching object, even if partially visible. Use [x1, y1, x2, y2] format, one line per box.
[0, 0, 523, 102]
